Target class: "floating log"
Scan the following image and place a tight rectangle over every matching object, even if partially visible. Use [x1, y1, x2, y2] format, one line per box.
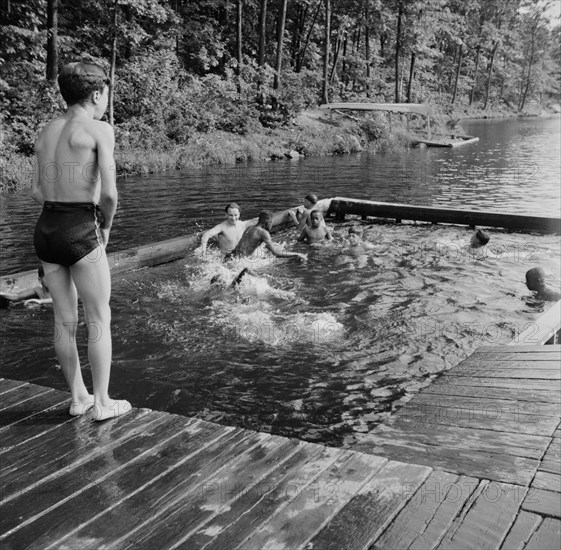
[327, 197, 561, 235]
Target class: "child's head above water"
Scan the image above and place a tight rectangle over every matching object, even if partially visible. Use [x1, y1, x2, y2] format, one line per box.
[257, 210, 274, 230]
[304, 194, 318, 209]
[348, 225, 363, 244]
[525, 266, 546, 291]
[470, 229, 490, 249]
[310, 210, 323, 227]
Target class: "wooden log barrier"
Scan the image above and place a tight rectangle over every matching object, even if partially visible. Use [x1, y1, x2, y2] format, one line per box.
[327, 197, 561, 235]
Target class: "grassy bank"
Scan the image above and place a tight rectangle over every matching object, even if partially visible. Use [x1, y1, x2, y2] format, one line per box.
[0, 109, 411, 193]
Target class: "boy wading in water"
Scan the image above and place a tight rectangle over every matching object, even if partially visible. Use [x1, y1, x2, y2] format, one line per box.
[32, 61, 131, 421]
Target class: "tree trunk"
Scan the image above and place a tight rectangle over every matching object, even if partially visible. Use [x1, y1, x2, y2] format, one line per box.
[469, 46, 480, 106]
[108, 0, 118, 126]
[406, 51, 416, 102]
[482, 42, 497, 110]
[296, 0, 321, 72]
[330, 29, 343, 82]
[519, 38, 535, 111]
[394, 1, 403, 103]
[451, 43, 463, 105]
[365, 0, 370, 95]
[257, 0, 268, 67]
[236, 0, 243, 94]
[322, 0, 331, 104]
[273, 0, 288, 89]
[46, 0, 58, 83]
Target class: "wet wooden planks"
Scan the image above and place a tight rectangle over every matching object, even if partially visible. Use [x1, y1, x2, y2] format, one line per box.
[1, 373, 560, 550]
[356, 345, 561, 488]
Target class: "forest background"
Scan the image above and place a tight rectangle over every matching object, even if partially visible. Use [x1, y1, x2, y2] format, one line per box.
[1, 0, 560, 193]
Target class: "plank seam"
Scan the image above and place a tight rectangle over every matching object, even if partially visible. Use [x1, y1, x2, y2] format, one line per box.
[46, 424, 238, 550]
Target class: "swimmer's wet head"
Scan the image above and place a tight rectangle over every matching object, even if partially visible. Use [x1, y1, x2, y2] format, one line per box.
[470, 229, 490, 249]
[310, 210, 323, 228]
[258, 210, 274, 231]
[225, 203, 241, 225]
[348, 225, 363, 245]
[304, 194, 318, 209]
[525, 266, 546, 291]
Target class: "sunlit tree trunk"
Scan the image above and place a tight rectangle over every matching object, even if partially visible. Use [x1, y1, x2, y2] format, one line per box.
[273, 0, 288, 89]
[296, 0, 321, 72]
[236, 0, 243, 94]
[451, 43, 463, 105]
[407, 51, 415, 102]
[258, 0, 268, 67]
[395, 1, 403, 103]
[483, 42, 497, 110]
[108, 0, 118, 126]
[46, 0, 58, 83]
[322, 0, 331, 103]
[469, 46, 480, 106]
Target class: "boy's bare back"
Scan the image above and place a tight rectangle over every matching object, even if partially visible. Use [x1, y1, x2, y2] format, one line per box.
[35, 113, 114, 202]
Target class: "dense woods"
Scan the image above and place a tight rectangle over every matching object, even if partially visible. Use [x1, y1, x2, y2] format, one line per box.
[1, 0, 559, 190]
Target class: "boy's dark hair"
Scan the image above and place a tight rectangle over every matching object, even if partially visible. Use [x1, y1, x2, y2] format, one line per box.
[58, 62, 110, 106]
[348, 226, 363, 235]
[310, 210, 322, 218]
[258, 210, 274, 226]
[475, 229, 490, 245]
[225, 203, 240, 213]
[305, 194, 318, 205]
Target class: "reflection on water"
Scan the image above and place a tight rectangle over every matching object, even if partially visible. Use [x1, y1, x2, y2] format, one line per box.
[2, 221, 558, 447]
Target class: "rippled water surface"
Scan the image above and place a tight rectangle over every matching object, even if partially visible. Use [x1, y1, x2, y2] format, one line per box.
[1, 116, 560, 447]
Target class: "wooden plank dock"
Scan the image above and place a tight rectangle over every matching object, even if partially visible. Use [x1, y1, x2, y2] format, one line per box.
[1, 345, 560, 549]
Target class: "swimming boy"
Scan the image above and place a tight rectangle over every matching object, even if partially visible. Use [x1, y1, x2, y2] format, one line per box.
[342, 226, 375, 256]
[298, 210, 332, 244]
[289, 193, 319, 232]
[200, 203, 246, 257]
[525, 267, 561, 301]
[0, 267, 52, 308]
[228, 210, 307, 262]
[32, 61, 130, 421]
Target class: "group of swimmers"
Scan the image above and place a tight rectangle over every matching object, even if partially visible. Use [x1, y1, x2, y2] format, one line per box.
[1, 60, 559, 425]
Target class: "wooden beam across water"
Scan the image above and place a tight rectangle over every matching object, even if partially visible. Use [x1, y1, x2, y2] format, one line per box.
[327, 197, 561, 235]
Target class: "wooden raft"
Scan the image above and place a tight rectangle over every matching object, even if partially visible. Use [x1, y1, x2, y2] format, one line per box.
[1, 363, 560, 549]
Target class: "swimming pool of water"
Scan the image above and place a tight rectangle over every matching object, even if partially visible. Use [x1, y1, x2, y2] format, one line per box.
[2, 219, 558, 448]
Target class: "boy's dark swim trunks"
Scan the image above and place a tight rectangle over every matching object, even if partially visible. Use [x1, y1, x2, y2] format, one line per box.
[34, 201, 103, 266]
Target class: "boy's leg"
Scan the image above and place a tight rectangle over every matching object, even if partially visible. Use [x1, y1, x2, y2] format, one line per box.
[70, 245, 130, 420]
[41, 262, 93, 415]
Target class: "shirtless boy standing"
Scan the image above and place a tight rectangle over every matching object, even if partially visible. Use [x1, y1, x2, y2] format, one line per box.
[200, 203, 246, 256]
[32, 61, 130, 421]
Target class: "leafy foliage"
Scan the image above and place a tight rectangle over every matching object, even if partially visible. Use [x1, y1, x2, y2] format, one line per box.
[0, 0, 559, 189]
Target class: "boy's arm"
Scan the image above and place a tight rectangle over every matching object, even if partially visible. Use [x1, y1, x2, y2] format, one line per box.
[324, 226, 333, 240]
[295, 210, 310, 232]
[263, 231, 306, 259]
[297, 227, 308, 242]
[200, 224, 223, 255]
[30, 155, 44, 205]
[96, 122, 118, 245]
